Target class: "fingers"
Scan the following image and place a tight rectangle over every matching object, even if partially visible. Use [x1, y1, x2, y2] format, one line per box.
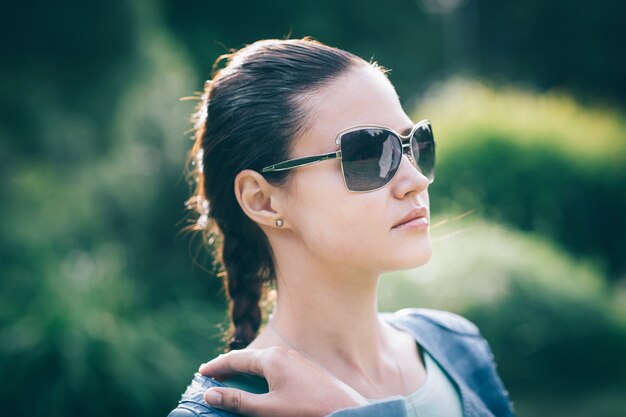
[198, 346, 284, 379]
[204, 387, 265, 416]
[198, 350, 262, 379]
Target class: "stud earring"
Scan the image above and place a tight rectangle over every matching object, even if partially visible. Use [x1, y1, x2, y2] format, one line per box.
[275, 219, 284, 227]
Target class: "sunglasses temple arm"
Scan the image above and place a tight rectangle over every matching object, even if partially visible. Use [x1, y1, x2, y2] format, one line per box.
[261, 151, 342, 173]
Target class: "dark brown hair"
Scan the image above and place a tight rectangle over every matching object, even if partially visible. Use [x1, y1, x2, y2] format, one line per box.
[185, 38, 376, 351]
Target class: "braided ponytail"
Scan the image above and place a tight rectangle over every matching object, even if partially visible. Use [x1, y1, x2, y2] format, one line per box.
[221, 226, 273, 350]
[184, 38, 366, 351]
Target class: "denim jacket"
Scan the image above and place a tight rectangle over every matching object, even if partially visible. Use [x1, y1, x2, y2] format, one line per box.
[167, 308, 517, 417]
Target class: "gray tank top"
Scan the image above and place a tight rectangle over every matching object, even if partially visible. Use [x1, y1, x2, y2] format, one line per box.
[367, 350, 463, 417]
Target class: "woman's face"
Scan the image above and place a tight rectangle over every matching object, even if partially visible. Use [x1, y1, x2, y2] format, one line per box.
[280, 64, 432, 273]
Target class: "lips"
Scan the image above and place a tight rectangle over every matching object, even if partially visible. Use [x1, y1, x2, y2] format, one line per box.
[392, 207, 428, 228]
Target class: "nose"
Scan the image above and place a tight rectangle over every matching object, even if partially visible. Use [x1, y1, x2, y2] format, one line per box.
[391, 152, 430, 199]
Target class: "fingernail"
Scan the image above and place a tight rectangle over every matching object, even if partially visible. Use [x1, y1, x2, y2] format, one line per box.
[205, 389, 222, 406]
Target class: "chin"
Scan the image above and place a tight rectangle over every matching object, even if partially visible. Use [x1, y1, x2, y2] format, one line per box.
[383, 243, 433, 271]
[407, 249, 432, 269]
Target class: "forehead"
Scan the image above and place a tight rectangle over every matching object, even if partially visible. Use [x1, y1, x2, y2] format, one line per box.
[294, 65, 414, 154]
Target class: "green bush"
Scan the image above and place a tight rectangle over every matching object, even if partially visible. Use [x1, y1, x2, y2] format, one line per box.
[412, 79, 626, 280]
[379, 213, 626, 400]
[0, 246, 227, 416]
[0, 11, 227, 416]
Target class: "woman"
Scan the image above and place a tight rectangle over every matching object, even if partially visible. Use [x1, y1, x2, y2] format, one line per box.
[168, 37, 516, 417]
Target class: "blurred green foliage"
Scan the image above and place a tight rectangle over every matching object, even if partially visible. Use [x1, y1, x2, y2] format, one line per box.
[1, 3, 229, 416]
[1, 1, 625, 416]
[418, 79, 626, 280]
[380, 215, 626, 416]
[161, 0, 626, 106]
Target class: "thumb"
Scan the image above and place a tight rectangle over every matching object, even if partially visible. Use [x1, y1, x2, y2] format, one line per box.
[204, 387, 263, 416]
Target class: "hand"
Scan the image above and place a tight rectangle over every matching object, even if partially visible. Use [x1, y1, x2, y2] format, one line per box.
[198, 346, 368, 417]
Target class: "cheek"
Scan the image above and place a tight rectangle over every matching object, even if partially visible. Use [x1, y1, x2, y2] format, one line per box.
[299, 198, 431, 271]
[300, 202, 385, 265]
[290, 197, 397, 269]
[288, 170, 432, 271]
[290, 170, 385, 262]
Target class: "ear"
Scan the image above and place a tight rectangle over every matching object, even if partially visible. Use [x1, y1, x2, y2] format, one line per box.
[233, 169, 285, 229]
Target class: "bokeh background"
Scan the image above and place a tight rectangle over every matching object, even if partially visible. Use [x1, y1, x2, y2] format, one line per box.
[1, 1, 625, 416]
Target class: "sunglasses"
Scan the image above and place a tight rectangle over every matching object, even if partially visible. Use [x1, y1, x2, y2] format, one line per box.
[261, 119, 435, 192]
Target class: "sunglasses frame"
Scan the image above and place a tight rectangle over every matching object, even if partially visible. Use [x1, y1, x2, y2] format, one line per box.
[260, 119, 434, 193]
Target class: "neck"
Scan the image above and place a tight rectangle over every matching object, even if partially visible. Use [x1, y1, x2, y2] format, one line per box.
[251, 237, 395, 379]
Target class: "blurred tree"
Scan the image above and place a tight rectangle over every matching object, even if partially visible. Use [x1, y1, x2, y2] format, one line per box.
[162, 0, 626, 106]
[0, 2, 226, 416]
[380, 216, 626, 416]
[416, 79, 626, 281]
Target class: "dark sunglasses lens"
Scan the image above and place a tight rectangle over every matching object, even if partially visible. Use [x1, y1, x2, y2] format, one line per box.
[411, 123, 436, 182]
[341, 129, 402, 191]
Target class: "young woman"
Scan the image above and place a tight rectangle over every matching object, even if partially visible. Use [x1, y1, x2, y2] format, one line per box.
[168, 37, 516, 417]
